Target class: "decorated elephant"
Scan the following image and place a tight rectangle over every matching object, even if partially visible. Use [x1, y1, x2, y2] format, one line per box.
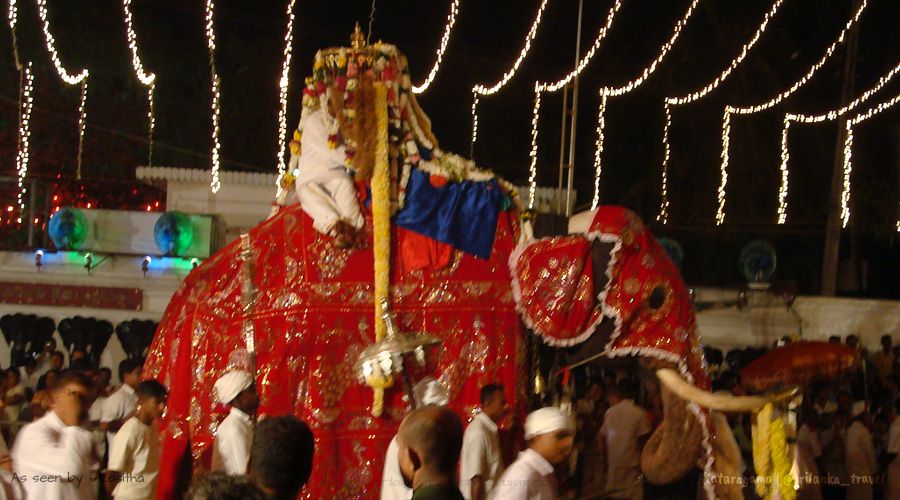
[145, 33, 736, 499]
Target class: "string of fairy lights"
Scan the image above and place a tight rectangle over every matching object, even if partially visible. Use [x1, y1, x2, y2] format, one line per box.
[3, 1, 894, 232]
[412, 0, 460, 94]
[527, 0, 625, 209]
[719, 0, 869, 225]
[35, 0, 89, 181]
[274, 0, 298, 198]
[8, 0, 34, 214]
[587, 0, 702, 210]
[656, 0, 787, 224]
[842, 94, 900, 230]
[777, 62, 900, 224]
[122, 0, 156, 167]
[470, 0, 550, 147]
[205, 0, 222, 193]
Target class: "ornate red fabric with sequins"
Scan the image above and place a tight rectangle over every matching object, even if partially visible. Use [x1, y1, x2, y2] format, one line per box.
[144, 203, 527, 499]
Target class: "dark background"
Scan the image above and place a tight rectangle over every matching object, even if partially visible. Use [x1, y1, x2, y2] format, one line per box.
[0, 0, 897, 297]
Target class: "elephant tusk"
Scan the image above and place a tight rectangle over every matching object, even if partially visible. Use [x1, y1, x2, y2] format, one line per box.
[656, 368, 768, 413]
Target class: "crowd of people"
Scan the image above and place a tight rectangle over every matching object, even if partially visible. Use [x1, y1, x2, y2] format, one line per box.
[0, 333, 897, 499]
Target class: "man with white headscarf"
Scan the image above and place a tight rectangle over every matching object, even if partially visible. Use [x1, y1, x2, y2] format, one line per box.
[381, 377, 450, 500]
[211, 370, 259, 475]
[491, 406, 574, 500]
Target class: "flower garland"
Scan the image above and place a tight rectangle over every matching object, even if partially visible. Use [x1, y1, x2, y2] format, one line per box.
[752, 403, 773, 498]
[369, 81, 391, 417]
[770, 416, 796, 500]
[417, 151, 495, 184]
[751, 403, 796, 500]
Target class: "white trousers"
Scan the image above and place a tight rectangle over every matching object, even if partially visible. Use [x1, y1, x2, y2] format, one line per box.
[297, 176, 364, 235]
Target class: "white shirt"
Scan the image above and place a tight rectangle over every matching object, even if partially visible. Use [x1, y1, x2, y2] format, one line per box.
[10, 411, 96, 500]
[3, 384, 26, 422]
[380, 436, 411, 500]
[107, 417, 159, 500]
[296, 109, 350, 185]
[211, 408, 253, 475]
[886, 418, 900, 499]
[101, 385, 137, 445]
[460, 412, 504, 499]
[600, 399, 651, 499]
[796, 424, 822, 499]
[491, 448, 556, 500]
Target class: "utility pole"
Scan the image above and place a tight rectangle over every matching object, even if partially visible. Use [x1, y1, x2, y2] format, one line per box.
[821, 0, 862, 296]
[556, 0, 584, 216]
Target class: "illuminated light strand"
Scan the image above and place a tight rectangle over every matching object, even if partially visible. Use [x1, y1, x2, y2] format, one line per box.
[412, 0, 460, 94]
[656, 0, 786, 223]
[527, 90, 542, 209]
[666, 0, 785, 106]
[717, 0, 869, 224]
[591, 96, 607, 210]
[716, 108, 730, 226]
[527, 0, 624, 200]
[657, 102, 671, 223]
[123, 0, 156, 166]
[841, 93, 900, 228]
[470, 0, 550, 145]
[591, 0, 701, 217]
[777, 62, 900, 223]
[206, 0, 222, 193]
[15, 64, 34, 210]
[35, 0, 89, 176]
[9, 0, 34, 210]
[274, 0, 297, 197]
[76, 80, 88, 180]
[596, 0, 701, 98]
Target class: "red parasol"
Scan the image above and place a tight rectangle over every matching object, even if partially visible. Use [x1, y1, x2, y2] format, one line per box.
[740, 341, 860, 392]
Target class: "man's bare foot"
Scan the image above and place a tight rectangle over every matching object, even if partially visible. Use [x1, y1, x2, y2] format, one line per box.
[333, 221, 353, 248]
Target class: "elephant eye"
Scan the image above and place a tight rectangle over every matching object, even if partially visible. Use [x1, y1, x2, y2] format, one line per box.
[648, 286, 666, 309]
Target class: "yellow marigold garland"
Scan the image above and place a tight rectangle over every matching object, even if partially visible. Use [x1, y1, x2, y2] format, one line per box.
[770, 416, 796, 500]
[370, 81, 391, 417]
[752, 403, 773, 498]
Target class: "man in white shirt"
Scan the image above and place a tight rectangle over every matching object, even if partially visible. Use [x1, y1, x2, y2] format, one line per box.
[845, 401, 877, 500]
[99, 359, 143, 446]
[886, 399, 900, 500]
[3, 369, 27, 423]
[460, 384, 507, 500]
[382, 377, 449, 500]
[211, 370, 258, 475]
[11, 371, 96, 500]
[600, 379, 651, 500]
[492, 406, 574, 500]
[796, 412, 823, 500]
[105, 380, 167, 499]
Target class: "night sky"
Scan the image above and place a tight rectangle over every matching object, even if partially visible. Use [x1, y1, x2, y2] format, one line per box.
[0, 0, 897, 297]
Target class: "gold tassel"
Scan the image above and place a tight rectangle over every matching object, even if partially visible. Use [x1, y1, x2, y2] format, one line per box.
[370, 81, 390, 416]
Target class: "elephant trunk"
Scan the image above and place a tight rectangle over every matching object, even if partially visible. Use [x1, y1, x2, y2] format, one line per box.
[640, 379, 704, 484]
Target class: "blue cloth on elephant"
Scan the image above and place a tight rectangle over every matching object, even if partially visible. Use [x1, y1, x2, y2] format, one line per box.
[395, 169, 502, 259]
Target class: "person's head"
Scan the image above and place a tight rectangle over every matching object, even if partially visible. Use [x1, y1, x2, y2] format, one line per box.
[608, 378, 637, 406]
[44, 369, 60, 390]
[70, 349, 87, 362]
[5, 368, 20, 387]
[136, 380, 168, 423]
[98, 367, 112, 386]
[22, 357, 36, 374]
[50, 351, 65, 370]
[50, 371, 92, 425]
[187, 471, 266, 500]
[69, 357, 93, 372]
[250, 416, 314, 499]
[214, 370, 258, 416]
[882, 335, 892, 352]
[524, 407, 575, 464]
[118, 358, 143, 388]
[837, 390, 853, 412]
[828, 335, 841, 344]
[397, 406, 463, 488]
[846, 335, 859, 348]
[479, 384, 508, 422]
[586, 381, 603, 402]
